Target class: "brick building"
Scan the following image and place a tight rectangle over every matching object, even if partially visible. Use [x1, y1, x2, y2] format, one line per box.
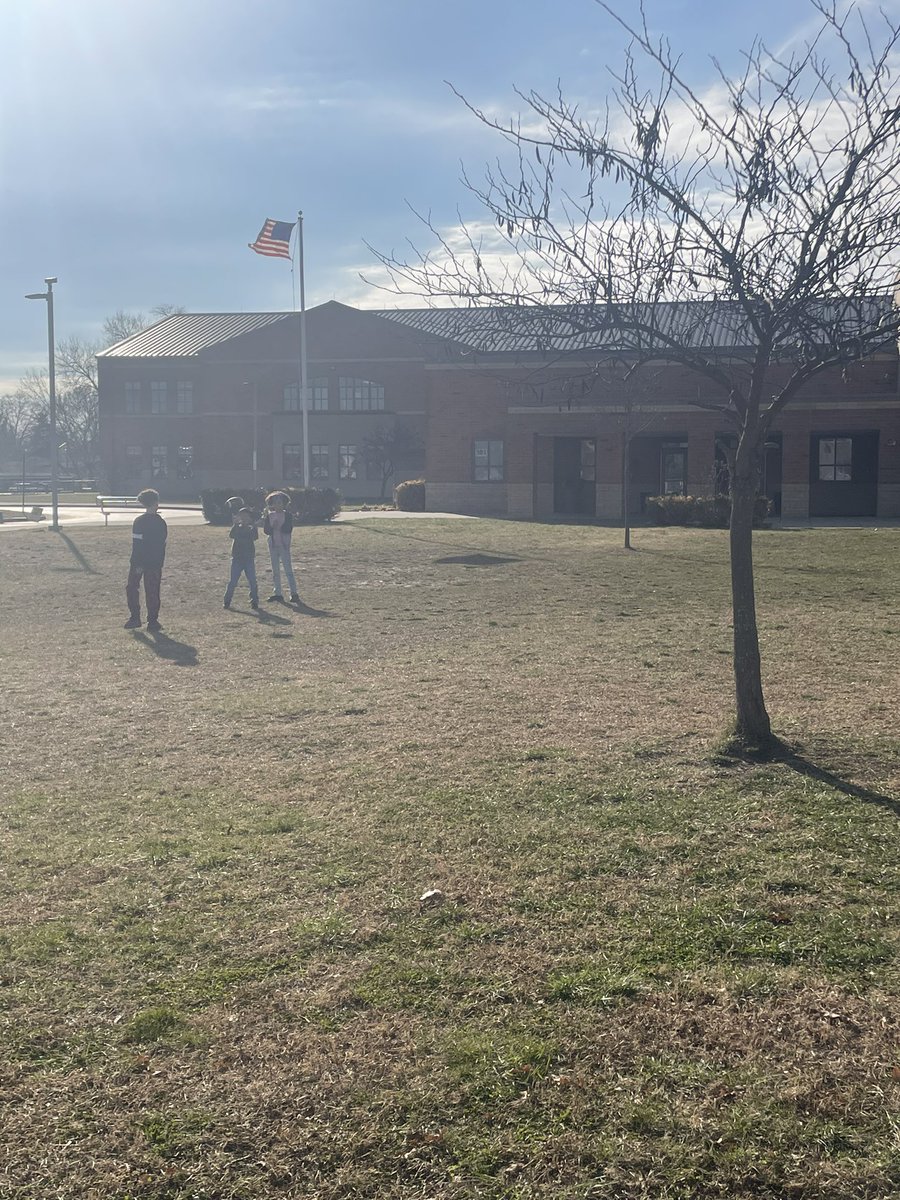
[97, 300, 900, 519]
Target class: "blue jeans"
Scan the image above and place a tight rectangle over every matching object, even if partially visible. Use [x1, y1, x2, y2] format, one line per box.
[268, 538, 297, 596]
[224, 557, 258, 605]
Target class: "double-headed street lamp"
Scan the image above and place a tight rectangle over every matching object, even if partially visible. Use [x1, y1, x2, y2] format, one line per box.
[25, 276, 60, 532]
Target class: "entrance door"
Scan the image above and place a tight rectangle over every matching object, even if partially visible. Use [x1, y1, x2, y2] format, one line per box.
[809, 433, 878, 516]
[553, 438, 596, 515]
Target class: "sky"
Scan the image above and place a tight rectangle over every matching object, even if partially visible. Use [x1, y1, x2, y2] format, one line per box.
[0, 0, 871, 389]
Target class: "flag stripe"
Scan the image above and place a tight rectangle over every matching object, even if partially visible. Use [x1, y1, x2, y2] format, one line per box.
[249, 217, 295, 260]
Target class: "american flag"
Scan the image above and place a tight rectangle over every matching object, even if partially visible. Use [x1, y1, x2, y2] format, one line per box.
[248, 218, 295, 260]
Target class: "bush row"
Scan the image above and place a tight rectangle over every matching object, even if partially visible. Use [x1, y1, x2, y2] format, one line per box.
[394, 479, 426, 511]
[645, 493, 771, 527]
[199, 487, 341, 525]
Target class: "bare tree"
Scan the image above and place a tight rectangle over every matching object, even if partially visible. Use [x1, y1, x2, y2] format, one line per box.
[103, 305, 184, 346]
[372, 0, 900, 754]
[16, 306, 183, 477]
[362, 423, 423, 499]
[0, 392, 39, 453]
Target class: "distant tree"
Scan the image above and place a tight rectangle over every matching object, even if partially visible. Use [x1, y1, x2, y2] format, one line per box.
[16, 306, 183, 477]
[373, 0, 900, 755]
[0, 392, 39, 459]
[103, 304, 183, 346]
[362, 422, 423, 499]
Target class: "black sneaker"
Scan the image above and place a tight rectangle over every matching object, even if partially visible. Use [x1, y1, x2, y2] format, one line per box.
[268, 593, 283, 602]
[147, 619, 162, 632]
[250, 599, 259, 610]
[289, 593, 301, 604]
[223, 600, 231, 609]
[124, 616, 141, 629]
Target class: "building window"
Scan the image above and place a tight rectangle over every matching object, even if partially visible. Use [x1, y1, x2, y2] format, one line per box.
[284, 378, 329, 412]
[177, 445, 194, 479]
[474, 439, 504, 481]
[339, 377, 384, 412]
[311, 444, 330, 481]
[283, 444, 303, 480]
[176, 381, 193, 414]
[151, 445, 168, 478]
[339, 444, 358, 479]
[661, 444, 687, 495]
[818, 436, 853, 481]
[150, 382, 168, 414]
[311, 378, 328, 411]
[125, 382, 141, 414]
[125, 445, 142, 471]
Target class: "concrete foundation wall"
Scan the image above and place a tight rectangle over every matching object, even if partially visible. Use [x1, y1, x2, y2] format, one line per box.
[426, 482, 508, 515]
[506, 483, 534, 518]
[596, 483, 623, 520]
[877, 484, 900, 517]
[781, 483, 810, 520]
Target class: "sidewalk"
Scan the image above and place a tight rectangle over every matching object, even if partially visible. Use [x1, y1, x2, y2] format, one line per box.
[0, 504, 477, 532]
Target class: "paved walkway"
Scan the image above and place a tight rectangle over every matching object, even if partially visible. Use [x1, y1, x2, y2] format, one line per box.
[0, 504, 477, 532]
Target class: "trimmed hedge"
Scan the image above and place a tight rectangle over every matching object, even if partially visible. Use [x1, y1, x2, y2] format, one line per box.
[645, 493, 771, 528]
[394, 479, 426, 511]
[199, 487, 341, 525]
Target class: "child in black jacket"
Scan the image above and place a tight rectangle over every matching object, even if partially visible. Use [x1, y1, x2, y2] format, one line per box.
[224, 507, 259, 610]
[124, 488, 167, 631]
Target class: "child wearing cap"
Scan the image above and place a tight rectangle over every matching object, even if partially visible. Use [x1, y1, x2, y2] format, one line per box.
[262, 490, 300, 604]
[224, 507, 259, 610]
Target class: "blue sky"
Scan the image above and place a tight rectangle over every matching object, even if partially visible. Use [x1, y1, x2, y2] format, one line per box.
[0, 0, 844, 386]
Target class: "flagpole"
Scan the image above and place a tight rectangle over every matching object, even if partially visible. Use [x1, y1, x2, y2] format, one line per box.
[297, 210, 310, 488]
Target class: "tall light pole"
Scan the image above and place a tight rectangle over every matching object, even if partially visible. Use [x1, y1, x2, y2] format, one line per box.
[25, 277, 60, 531]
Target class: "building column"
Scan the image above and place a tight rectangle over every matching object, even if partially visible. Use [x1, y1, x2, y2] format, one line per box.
[780, 430, 810, 520]
[506, 430, 535, 518]
[687, 424, 717, 495]
[533, 435, 554, 518]
[596, 429, 624, 519]
[877, 420, 900, 516]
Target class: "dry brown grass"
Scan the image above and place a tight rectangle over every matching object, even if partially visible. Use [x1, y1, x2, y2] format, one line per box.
[0, 519, 898, 1199]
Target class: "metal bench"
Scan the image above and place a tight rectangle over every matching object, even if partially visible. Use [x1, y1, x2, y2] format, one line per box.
[96, 495, 142, 526]
[0, 506, 44, 523]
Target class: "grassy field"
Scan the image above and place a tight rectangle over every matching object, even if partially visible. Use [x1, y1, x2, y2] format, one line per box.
[1, 518, 898, 1200]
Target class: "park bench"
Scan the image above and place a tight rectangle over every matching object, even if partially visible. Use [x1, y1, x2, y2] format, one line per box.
[0, 506, 44, 523]
[97, 495, 142, 526]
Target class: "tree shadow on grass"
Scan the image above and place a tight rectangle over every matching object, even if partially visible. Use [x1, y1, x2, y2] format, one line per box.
[355, 522, 546, 561]
[776, 744, 900, 817]
[53, 533, 99, 575]
[132, 630, 199, 667]
[435, 553, 523, 567]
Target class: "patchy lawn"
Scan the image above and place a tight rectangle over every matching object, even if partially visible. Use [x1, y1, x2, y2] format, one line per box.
[1, 519, 898, 1199]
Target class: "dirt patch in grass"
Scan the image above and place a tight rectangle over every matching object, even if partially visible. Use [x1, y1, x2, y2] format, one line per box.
[1, 520, 898, 1197]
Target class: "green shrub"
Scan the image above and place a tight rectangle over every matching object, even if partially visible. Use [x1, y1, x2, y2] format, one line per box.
[645, 493, 770, 527]
[199, 486, 340, 525]
[394, 479, 426, 511]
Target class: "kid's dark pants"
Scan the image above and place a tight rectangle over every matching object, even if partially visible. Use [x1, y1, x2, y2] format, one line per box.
[126, 565, 162, 623]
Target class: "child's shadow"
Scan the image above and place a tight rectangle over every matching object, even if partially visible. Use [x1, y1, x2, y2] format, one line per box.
[133, 630, 199, 667]
[254, 607, 293, 627]
[290, 599, 337, 618]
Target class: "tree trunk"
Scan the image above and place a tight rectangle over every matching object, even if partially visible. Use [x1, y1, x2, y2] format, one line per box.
[622, 430, 632, 549]
[728, 441, 773, 753]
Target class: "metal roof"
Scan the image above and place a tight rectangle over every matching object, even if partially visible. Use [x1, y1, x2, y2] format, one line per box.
[97, 298, 896, 360]
[98, 312, 293, 358]
[371, 297, 897, 355]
